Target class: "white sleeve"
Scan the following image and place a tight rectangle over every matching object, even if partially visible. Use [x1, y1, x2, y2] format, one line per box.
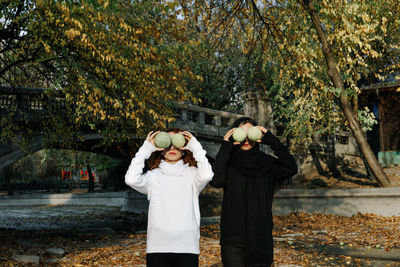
[185, 137, 214, 194]
[125, 140, 156, 195]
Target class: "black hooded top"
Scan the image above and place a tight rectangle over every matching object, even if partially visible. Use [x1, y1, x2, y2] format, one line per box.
[210, 131, 298, 265]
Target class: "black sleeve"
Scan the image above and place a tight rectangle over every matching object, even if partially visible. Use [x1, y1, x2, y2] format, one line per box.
[210, 141, 234, 188]
[261, 131, 298, 182]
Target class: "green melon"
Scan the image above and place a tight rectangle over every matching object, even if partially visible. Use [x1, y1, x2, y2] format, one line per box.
[171, 133, 186, 148]
[232, 127, 247, 142]
[155, 131, 171, 148]
[247, 126, 262, 141]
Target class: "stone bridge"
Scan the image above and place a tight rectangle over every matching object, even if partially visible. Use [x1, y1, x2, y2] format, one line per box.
[0, 86, 244, 169]
[1, 86, 362, 181]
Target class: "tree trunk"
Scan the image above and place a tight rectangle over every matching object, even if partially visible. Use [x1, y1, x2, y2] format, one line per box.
[302, 0, 391, 187]
[87, 165, 95, 193]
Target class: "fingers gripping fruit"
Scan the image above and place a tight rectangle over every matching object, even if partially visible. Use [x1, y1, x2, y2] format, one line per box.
[155, 132, 172, 148]
[171, 133, 186, 148]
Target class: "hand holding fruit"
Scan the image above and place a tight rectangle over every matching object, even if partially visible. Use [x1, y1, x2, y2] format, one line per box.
[224, 125, 268, 144]
[150, 130, 193, 150]
[146, 131, 165, 151]
[223, 128, 241, 145]
[177, 131, 193, 149]
[255, 126, 268, 142]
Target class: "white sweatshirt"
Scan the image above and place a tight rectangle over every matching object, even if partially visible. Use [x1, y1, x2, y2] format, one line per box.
[125, 137, 213, 254]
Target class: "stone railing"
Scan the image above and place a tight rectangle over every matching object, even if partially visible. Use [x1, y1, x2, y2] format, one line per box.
[0, 86, 243, 140]
[172, 103, 243, 139]
[0, 86, 65, 111]
[0, 86, 66, 124]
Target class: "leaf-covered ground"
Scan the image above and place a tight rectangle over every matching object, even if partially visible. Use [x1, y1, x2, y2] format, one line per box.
[1, 211, 400, 266]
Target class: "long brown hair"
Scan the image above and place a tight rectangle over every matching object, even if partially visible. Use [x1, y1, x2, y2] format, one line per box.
[147, 128, 198, 170]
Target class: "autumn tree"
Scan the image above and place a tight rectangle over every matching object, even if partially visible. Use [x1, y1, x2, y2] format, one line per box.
[178, 0, 275, 112]
[1, 0, 199, 153]
[180, 0, 400, 186]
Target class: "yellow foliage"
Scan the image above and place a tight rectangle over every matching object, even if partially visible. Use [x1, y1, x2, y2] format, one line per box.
[65, 28, 80, 40]
[0, 0, 201, 145]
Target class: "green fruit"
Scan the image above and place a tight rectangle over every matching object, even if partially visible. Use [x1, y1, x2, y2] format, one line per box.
[247, 126, 262, 141]
[171, 133, 185, 148]
[155, 132, 171, 148]
[232, 127, 246, 142]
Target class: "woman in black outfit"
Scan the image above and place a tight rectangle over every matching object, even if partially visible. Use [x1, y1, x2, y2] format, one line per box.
[211, 117, 298, 267]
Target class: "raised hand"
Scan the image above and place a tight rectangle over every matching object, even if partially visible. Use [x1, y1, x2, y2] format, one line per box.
[223, 128, 241, 145]
[255, 126, 268, 142]
[146, 131, 164, 151]
[179, 131, 193, 149]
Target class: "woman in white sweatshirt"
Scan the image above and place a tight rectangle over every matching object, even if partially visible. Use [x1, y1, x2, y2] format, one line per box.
[125, 128, 213, 267]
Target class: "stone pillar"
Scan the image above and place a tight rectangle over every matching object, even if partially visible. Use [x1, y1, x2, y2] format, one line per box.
[241, 88, 276, 133]
[215, 115, 221, 127]
[181, 109, 188, 121]
[199, 111, 205, 124]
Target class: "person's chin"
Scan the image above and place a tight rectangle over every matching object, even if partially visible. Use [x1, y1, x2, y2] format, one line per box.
[165, 157, 181, 162]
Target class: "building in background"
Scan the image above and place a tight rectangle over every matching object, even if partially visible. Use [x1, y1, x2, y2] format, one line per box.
[360, 81, 400, 166]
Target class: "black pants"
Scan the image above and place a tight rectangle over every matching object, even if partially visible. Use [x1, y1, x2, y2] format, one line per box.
[146, 253, 198, 267]
[221, 244, 271, 267]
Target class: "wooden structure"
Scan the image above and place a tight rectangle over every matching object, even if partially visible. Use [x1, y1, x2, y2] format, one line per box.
[360, 81, 400, 165]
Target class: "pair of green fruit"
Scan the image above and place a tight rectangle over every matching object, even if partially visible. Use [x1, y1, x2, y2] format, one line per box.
[155, 132, 186, 149]
[154, 127, 262, 148]
[232, 126, 262, 142]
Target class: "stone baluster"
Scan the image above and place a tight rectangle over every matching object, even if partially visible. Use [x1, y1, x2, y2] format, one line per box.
[199, 111, 205, 124]
[17, 94, 30, 112]
[181, 109, 188, 121]
[215, 115, 221, 127]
